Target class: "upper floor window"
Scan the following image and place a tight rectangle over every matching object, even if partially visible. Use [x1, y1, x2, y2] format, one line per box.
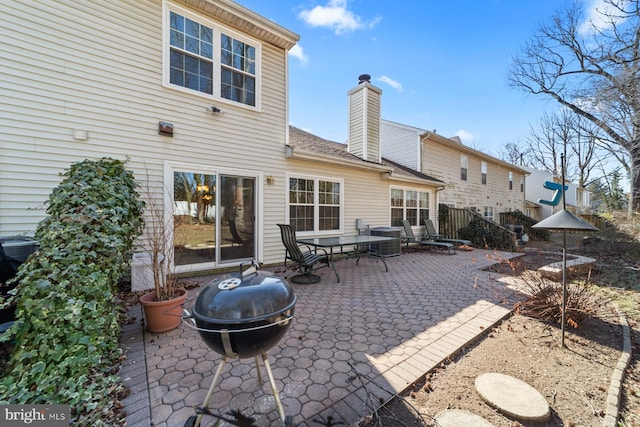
[460, 155, 468, 181]
[288, 176, 342, 234]
[165, 3, 259, 107]
[509, 171, 513, 190]
[520, 175, 524, 192]
[390, 188, 430, 227]
[481, 161, 487, 185]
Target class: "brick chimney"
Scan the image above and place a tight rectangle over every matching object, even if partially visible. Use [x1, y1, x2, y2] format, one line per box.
[348, 74, 382, 163]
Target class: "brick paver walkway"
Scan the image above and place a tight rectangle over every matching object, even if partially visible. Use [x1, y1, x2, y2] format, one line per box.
[119, 248, 525, 426]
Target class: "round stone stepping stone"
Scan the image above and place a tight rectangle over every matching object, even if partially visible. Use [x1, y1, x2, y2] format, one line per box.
[475, 373, 550, 422]
[435, 409, 496, 427]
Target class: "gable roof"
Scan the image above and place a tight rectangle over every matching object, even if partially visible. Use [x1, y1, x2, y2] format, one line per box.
[288, 126, 444, 186]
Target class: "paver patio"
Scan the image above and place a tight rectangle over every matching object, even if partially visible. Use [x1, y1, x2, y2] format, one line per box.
[119, 248, 526, 426]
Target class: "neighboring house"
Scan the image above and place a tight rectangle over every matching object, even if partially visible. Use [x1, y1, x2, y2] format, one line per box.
[1, 0, 300, 274]
[522, 166, 592, 220]
[380, 122, 529, 222]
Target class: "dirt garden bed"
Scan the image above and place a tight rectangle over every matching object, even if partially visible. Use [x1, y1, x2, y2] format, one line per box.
[359, 234, 639, 427]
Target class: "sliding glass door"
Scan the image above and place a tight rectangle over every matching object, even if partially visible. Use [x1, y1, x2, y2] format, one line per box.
[172, 169, 255, 270]
[219, 175, 255, 262]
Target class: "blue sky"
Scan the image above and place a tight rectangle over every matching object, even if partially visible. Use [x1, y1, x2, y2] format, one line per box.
[235, 0, 596, 156]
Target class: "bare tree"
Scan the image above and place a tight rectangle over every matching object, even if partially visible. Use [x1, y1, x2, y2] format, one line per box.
[508, 0, 640, 214]
[526, 112, 565, 175]
[498, 141, 529, 165]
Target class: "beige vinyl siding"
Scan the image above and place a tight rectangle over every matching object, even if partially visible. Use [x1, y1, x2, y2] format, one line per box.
[348, 93, 365, 159]
[1, 0, 295, 265]
[380, 120, 422, 171]
[285, 158, 440, 238]
[422, 140, 524, 215]
[365, 93, 380, 163]
[285, 160, 391, 234]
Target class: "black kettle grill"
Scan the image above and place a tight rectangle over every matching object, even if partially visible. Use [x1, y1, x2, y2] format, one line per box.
[183, 262, 295, 426]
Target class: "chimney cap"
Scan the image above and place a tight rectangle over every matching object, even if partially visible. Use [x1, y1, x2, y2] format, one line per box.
[358, 74, 371, 84]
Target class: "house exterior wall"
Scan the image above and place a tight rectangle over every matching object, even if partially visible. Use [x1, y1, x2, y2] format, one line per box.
[421, 138, 526, 216]
[0, 0, 297, 268]
[285, 159, 440, 235]
[380, 120, 422, 171]
[522, 166, 592, 219]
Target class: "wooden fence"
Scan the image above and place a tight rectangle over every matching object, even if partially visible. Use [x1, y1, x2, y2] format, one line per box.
[438, 206, 518, 250]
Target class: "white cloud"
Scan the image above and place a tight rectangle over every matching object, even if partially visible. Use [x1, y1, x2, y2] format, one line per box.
[289, 44, 309, 64]
[455, 129, 476, 143]
[578, 0, 625, 36]
[298, 0, 379, 35]
[376, 75, 403, 92]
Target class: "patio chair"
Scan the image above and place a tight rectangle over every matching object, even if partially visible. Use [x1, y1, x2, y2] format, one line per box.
[401, 220, 455, 255]
[277, 224, 332, 284]
[422, 219, 472, 247]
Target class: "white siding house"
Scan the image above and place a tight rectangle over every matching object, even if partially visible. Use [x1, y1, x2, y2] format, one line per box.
[1, 0, 299, 274]
[523, 166, 592, 220]
[380, 117, 528, 219]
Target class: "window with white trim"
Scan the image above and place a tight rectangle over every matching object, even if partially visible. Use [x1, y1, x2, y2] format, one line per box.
[288, 176, 342, 233]
[520, 175, 524, 192]
[390, 188, 430, 226]
[509, 171, 513, 190]
[460, 155, 468, 181]
[481, 161, 487, 185]
[165, 3, 259, 107]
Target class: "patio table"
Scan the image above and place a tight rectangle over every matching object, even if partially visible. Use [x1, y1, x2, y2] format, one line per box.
[296, 234, 399, 282]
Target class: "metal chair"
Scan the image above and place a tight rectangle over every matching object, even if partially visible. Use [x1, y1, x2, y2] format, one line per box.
[401, 220, 455, 254]
[422, 219, 472, 247]
[277, 224, 331, 284]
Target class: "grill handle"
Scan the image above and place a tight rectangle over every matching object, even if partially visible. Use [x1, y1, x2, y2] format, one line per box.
[182, 309, 196, 327]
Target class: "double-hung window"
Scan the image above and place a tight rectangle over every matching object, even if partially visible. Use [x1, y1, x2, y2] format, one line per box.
[165, 3, 259, 107]
[508, 171, 513, 190]
[481, 161, 487, 185]
[390, 188, 430, 226]
[460, 155, 468, 181]
[288, 176, 342, 233]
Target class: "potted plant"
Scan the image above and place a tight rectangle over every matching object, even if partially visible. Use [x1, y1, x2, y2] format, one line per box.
[137, 175, 187, 333]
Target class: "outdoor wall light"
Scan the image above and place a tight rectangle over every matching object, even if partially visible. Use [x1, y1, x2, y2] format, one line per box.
[210, 105, 222, 113]
[158, 121, 174, 136]
[266, 176, 275, 185]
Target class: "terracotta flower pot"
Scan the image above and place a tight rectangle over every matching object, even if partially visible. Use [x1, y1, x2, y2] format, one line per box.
[139, 288, 187, 333]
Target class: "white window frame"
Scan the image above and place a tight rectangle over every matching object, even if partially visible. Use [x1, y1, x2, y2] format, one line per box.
[286, 174, 344, 236]
[390, 187, 431, 227]
[162, 1, 261, 110]
[509, 171, 513, 190]
[460, 154, 468, 181]
[481, 161, 487, 185]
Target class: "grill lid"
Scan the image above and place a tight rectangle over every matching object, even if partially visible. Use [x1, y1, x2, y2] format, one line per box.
[193, 264, 295, 324]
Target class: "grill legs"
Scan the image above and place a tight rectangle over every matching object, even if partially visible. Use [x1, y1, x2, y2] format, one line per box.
[192, 353, 288, 426]
[194, 358, 227, 427]
[261, 353, 286, 423]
